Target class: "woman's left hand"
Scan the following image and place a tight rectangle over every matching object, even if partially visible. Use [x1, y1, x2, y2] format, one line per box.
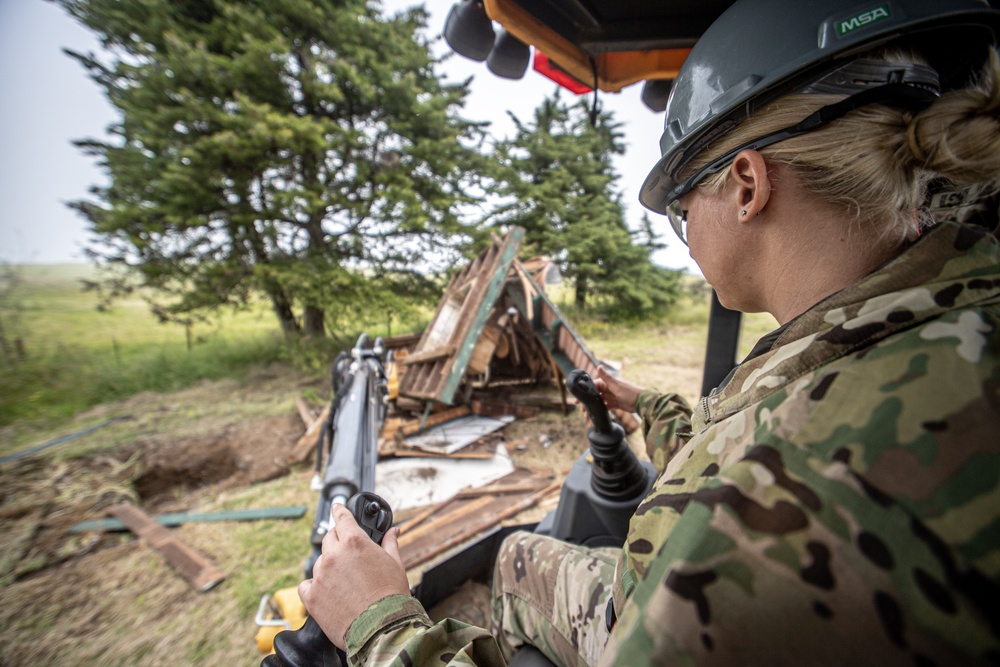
[298, 503, 411, 650]
[593, 365, 644, 413]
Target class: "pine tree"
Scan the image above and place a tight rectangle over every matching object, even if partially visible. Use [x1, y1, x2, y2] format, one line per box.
[57, 0, 491, 338]
[493, 93, 680, 320]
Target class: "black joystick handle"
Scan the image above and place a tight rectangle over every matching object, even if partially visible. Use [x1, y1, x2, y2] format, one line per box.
[263, 493, 393, 667]
[263, 619, 339, 667]
[345, 492, 393, 544]
[567, 368, 649, 502]
[567, 369, 614, 434]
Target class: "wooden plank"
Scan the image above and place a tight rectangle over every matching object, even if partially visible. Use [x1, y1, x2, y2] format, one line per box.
[394, 397, 426, 414]
[515, 259, 601, 378]
[453, 482, 544, 498]
[295, 397, 318, 428]
[382, 430, 501, 460]
[439, 229, 525, 404]
[383, 332, 422, 350]
[398, 406, 471, 437]
[403, 345, 455, 366]
[398, 496, 497, 546]
[70, 505, 308, 533]
[384, 446, 497, 460]
[504, 392, 566, 409]
[397, 470, 553, 566]
[108, 504, 225, 592]
[405, 363, 437, 400]
[398, 505, 440, 536]
[288, 402, 331, 464]
[401, 481, 561, 570]
[471, 399, 539, 420]
[400, 470, 538, 545]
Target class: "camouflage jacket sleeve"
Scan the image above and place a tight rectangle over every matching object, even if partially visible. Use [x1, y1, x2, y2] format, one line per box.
[345, 594, 505, 667]
[635, 388, 693, 473]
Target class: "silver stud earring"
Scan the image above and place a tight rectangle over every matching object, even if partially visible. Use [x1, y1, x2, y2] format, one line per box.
[741, 209, 747, 217]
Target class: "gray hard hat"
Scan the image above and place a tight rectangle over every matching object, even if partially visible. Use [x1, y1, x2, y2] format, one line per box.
[640, 0, 1000, 214]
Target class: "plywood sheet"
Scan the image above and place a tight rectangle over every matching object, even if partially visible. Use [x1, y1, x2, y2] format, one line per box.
[374, 446, 515, 512]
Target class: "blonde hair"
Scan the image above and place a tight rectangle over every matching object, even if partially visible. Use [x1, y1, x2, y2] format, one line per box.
[691, 47, 1000, 244]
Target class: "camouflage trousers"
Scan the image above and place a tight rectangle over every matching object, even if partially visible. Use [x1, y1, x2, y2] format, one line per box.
[490, 531, 618, 667]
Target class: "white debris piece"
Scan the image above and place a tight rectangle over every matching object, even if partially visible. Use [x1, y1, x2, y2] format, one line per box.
[402, 414, 515, 455]
[375, 445, 514, 512]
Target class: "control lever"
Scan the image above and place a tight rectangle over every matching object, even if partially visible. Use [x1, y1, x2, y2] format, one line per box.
[566, 368, 614, 435]
[566, 369, 647, 502]
[345, 492, 393, 544]
[263, 493, 394, 667]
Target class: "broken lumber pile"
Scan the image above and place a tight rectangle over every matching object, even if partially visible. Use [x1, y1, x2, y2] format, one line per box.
[379, 405, 515, 459]
[397, 470, 561, 571]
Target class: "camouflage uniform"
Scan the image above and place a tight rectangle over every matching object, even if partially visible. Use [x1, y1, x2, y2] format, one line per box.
[490, 532, 618, 666]
[343, 220, 1000, 666]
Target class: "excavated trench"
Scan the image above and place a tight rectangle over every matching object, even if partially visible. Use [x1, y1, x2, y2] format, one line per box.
[133, 444, 240, 503]
[0, 413, 303, 585]
[131, 413, 301, 506]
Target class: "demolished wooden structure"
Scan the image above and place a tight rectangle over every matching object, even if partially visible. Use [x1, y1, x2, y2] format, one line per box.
[394, 226, 638, 433]
[286, 225, 638, 470]
[396, 469, 560, 571]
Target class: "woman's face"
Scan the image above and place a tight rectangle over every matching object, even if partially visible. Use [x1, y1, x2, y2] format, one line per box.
[684, 188, 729, 275]
[684, 187, 757, 312]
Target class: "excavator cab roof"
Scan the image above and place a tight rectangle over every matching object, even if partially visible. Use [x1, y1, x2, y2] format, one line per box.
[473, 0, 733, 91]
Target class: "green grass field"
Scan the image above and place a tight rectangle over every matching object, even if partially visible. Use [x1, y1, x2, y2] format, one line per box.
[0, 264, 288, 431]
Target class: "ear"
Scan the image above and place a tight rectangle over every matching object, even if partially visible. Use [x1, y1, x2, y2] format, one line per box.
[729, 149, 771, 222]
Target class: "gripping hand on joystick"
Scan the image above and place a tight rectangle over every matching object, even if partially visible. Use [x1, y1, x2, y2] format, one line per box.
[264, 493, 395, 667]
[567, 368, 615, 435]
[345, 492, 393, 544]
[567, 369, 648, 502]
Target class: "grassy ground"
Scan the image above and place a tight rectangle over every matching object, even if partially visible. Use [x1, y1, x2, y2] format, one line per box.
[0, 264, 779, 666]
[0, 266, 775, 455]
[0, 264, 288, 434]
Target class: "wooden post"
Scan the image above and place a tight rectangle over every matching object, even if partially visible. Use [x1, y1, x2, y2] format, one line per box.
[108, 504, 225, 592]
[289, 402, 331, 464]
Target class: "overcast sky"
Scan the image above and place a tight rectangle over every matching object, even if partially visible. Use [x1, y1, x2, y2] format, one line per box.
[0, 0, 699, 274]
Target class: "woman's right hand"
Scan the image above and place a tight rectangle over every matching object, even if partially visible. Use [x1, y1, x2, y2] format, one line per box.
[593, 366, 644, 413]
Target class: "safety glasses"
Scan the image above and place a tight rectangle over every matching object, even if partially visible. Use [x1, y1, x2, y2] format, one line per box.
[661, 82, 938, 246]
[666, 200, 689, 246]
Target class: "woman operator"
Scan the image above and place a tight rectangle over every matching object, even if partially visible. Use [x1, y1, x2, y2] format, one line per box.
[298, 0, 1000, 665]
